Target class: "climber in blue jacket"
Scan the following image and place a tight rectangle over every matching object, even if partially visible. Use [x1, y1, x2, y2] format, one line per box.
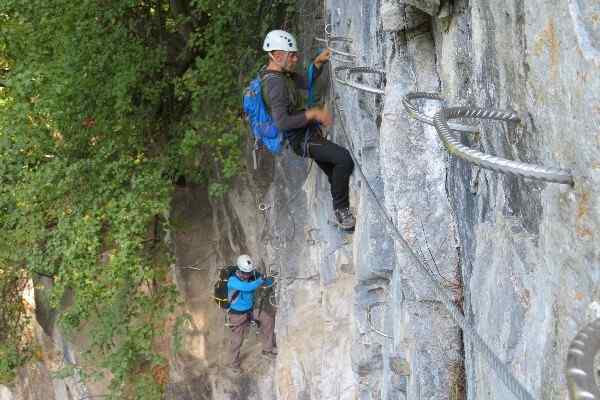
[227, 254, 276, 372]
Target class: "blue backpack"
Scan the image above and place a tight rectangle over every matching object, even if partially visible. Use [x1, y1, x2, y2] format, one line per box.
[242, 65, 317, 155]
[243, 74, 284, 154]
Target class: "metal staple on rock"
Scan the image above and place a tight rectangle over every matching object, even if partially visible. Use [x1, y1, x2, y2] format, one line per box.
[334, 65, 386, 95]
[328, 80, 536, 400]
[402, 92, 478, 133]
[566, 318, 600, 400]
[327, 36, 356, 60]
[366, 302, 392, 339]
[433, 107, 574, 184]
[314, 32, 356, 61]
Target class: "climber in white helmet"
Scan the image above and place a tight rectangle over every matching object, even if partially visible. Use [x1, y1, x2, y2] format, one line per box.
[260, 30, 356, 232]
[227, 254, 276, 373]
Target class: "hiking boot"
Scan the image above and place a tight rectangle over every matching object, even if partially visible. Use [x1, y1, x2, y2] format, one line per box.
[334, 207, 356, 232]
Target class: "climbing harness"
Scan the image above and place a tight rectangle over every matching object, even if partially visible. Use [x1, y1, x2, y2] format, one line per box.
[402, 92, 478, 133]
[334, 66, 386, 95]
[433, 106, 574, 185]
[323, 32, 536, 396]
[566, 318, 600, 399]
[366, 302, 392, 339]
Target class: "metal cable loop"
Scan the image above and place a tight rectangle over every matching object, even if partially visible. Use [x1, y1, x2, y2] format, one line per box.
[433, 107, 574, 184]
[402, 92, 479, 133]
[367, 302, 392, 339]
[566, 318, 600, 400]
[334, 65, 386, 95]
[328, 78, 535, 399]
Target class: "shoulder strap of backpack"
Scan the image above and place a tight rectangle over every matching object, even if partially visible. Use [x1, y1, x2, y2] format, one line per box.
[260, 72, 280, 113]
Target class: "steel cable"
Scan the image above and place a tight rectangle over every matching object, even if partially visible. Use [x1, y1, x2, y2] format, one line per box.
[566, 318, 600, 400]
[326, 60, 536, 399]
[433, 106, 574, 184]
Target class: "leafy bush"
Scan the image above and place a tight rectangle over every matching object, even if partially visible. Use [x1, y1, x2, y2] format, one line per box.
[0, 0, 295, 397]
[0, 267, 31, 384]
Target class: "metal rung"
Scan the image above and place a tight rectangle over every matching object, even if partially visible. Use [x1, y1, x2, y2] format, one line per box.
[329, 47, 356, 59]
[567, 318, 600, 400]
[402, 92, 478, 133]
[328, 36, 353, 43]
[334, 65, 385, 95]
[433, 106, 574, 184]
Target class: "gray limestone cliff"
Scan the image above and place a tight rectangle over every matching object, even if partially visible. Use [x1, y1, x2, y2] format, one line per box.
[2, 0, 599, 399]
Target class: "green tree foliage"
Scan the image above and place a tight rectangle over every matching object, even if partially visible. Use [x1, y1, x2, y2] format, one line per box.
[0, 267, 32, 384]
[0, 0, 294, 397]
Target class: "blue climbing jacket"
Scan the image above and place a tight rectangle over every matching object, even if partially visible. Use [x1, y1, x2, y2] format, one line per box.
[242, 64, 318, 155]
[227, 274, 265, 312]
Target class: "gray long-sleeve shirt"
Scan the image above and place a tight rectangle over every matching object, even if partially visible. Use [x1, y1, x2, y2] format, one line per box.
[260, 66, 323, 142]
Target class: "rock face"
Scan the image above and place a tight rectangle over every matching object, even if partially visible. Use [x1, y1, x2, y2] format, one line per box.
[5, 0, 600, 399]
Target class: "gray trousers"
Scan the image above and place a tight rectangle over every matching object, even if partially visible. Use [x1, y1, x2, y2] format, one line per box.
[228, 309, 275, 368]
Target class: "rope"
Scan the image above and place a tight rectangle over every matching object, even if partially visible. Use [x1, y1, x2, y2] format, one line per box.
[566, 318, 600, 399]
[402, 92, 479, 133]
[334, 65, 386, 95]
[325, 49, 536, 399]
[433, 106, 574, 185]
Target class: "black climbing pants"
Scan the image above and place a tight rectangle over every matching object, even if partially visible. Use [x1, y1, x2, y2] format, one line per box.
[291, 130, 354, 211]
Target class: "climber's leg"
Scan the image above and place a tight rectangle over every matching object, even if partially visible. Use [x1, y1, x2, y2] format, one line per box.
[307, 139, 354, 211]
[228, 313, 250, 368]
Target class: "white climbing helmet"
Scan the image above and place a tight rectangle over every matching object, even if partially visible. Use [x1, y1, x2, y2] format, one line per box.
[263, 30, 298, 52]
[236, 254, 255, 273]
